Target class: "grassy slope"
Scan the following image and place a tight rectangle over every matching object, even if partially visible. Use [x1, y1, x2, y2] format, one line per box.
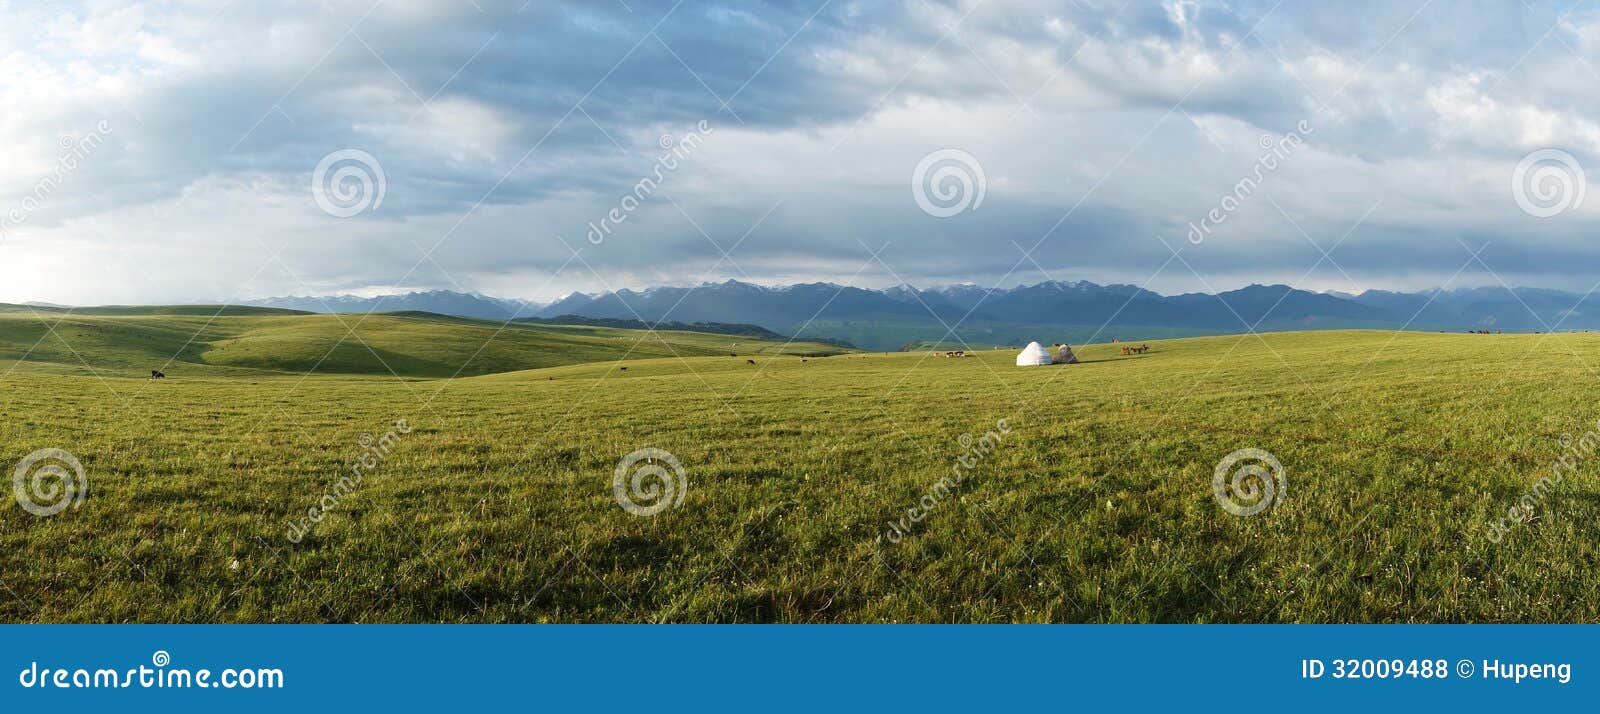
[3, 328, 1598, 622]
[0, 311, 850, 378]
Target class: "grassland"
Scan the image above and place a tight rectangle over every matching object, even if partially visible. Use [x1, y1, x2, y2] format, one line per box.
[0, 307, 848, 378]
[2, 312, 1598, 622]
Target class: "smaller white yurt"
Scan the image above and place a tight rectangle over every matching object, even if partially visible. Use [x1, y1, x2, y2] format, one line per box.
[1054, 343, 1079, 364]
[1015, 341, 1052, 367]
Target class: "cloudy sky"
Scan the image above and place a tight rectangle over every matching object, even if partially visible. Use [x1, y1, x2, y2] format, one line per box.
[2, 0, 1598, 305]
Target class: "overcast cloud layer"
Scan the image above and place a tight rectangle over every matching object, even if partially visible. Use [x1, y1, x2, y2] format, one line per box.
[3, 0, 1599, 305]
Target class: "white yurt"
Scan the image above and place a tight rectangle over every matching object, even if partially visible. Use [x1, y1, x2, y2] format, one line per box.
[1015, 341, 1052, 366]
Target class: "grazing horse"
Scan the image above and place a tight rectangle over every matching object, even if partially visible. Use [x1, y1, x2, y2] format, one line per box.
[746, 359, 757, 365]
[150, 370, 166, 379]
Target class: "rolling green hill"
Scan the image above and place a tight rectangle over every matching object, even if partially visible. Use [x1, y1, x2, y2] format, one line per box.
[2, 328, 1596, 623]
[0, 308, 852, 378]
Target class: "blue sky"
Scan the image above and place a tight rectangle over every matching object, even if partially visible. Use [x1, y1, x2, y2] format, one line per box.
[1, 0, 1596, 304]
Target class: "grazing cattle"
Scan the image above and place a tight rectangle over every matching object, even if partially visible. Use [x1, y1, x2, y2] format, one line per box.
[619, 367, 628, 371]
[730, 353, 738, 357]
[1121, 347, 1130, 355]
[746, 359, 757, 365]
[151, 370, 165, 379]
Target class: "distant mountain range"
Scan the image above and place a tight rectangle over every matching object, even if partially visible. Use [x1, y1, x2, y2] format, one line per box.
[244, 290, 533, 320]
[241, 281, 1600, 351]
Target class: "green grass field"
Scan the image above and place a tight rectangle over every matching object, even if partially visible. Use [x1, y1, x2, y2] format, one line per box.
[0, 307, 849, 378]
[2, 310, 1597, 622]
